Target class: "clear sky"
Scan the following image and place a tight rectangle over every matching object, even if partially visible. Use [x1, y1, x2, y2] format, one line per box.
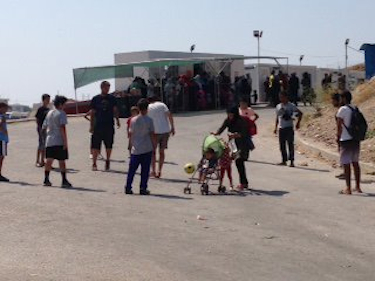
[0, 0, 373, 105]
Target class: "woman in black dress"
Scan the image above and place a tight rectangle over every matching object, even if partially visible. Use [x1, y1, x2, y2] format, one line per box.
[213, 107, 250, 190]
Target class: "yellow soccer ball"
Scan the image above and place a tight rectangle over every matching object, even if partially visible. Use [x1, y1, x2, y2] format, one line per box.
[184, 163, 196, 174]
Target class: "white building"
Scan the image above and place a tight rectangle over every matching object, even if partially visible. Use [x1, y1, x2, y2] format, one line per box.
[114, 50, 245, 91]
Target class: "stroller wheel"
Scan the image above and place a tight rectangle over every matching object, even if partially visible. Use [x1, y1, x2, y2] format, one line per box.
[218, 186, 226, 193]
[204, 184, 209, 195]
[201, 184, 209, 195]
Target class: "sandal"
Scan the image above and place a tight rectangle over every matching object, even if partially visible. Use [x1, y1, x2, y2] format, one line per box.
[237, 184, 245, 191]
[338, 190, 352, 195]
[92, 165, 98, 171]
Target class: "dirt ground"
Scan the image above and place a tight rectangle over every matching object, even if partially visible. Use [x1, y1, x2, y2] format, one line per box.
[300, 80, 375, 164]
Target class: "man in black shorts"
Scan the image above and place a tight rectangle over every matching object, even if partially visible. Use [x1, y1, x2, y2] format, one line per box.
[90, 81, 121, 171]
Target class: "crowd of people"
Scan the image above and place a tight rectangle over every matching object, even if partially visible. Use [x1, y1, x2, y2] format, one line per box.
[264, 70, 315, 107]
[0, 78, 366, 196]
[33, 81, 176, 194]
[115, 70, 255, 114]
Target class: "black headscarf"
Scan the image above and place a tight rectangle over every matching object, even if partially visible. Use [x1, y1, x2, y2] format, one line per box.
[226, 106, 240, 122]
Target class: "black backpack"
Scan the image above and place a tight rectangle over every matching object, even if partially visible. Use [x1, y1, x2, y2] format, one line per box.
[344, 105, 368, 141]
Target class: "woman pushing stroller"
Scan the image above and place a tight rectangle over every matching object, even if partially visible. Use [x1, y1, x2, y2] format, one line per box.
[212, 106, 251, 191]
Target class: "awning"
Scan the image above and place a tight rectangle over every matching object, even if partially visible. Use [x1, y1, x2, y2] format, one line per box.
[73, 58, 208, 89]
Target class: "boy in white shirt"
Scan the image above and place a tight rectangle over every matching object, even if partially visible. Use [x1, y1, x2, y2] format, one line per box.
[147, 96, 175, 178]
[336, 91, 362, 195]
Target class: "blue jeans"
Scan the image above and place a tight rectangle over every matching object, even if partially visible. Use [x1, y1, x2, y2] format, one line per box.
[125, 151, 152, 192]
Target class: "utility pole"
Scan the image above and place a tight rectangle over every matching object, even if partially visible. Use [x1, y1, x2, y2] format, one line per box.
[345, 38, 350, 89]
[300, 55, 304, 66]
[253, 30, 263, 101]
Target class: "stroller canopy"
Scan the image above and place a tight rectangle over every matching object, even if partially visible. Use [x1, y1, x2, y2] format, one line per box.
[202, 135, 225, 158]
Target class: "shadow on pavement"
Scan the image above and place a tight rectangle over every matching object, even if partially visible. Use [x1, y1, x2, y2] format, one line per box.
[109, 159, 126, 164]
[361, 179, 375, 185]
[104, 170, 140, 176]
[63, 186, 106, 193]
[43, 185, 106, 193]
[156, 178, 190, 184]
[51, 168, 80, 174]
[208, 189, 289, 197]
[208, 191, 247, 197]
[150, 194, 193, 200]
[248, 188, 289, 197]
[163, 161, 179, 166]
[352, 193, 375, 198]
[7, 181, 38, 187]
[95, 158, 126, 164]
[248, 159, 330, 173]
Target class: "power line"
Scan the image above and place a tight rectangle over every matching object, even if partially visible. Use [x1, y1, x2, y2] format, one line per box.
[260, 47, 338, 59]
[348, 46, 364, 54]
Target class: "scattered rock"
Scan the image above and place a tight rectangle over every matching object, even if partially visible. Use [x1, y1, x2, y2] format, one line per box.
[263, 236, 277, 240]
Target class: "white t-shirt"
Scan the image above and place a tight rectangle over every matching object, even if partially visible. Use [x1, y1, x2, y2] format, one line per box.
[336, 105, 353, 141]
[148, 102, 171, 134]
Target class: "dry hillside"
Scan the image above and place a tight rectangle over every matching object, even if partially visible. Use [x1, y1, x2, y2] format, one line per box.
[300, 79, 375, 164]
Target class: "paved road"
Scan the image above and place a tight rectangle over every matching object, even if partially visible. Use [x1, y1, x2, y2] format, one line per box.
[1, 108, 374, 281]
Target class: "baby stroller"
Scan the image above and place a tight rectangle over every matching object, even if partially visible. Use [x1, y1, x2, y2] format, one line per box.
[184, 135, 226, 195]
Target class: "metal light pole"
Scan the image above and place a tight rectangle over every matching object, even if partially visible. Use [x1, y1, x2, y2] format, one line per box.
[190, 44, 196, 53]
[253, 30, 263, 102]
[345, 38, 350, 89]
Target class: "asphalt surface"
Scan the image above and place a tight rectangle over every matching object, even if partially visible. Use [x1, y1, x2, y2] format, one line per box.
[0, 108, 374, 281]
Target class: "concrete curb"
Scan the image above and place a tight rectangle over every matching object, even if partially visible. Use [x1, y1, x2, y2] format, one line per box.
[296, 133, 375, 174]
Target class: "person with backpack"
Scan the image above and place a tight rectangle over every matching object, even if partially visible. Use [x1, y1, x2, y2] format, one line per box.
[336, 91, 368, 195]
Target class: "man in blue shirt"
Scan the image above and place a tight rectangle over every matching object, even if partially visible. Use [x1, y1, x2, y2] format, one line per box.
[90, 81, 121, 171]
